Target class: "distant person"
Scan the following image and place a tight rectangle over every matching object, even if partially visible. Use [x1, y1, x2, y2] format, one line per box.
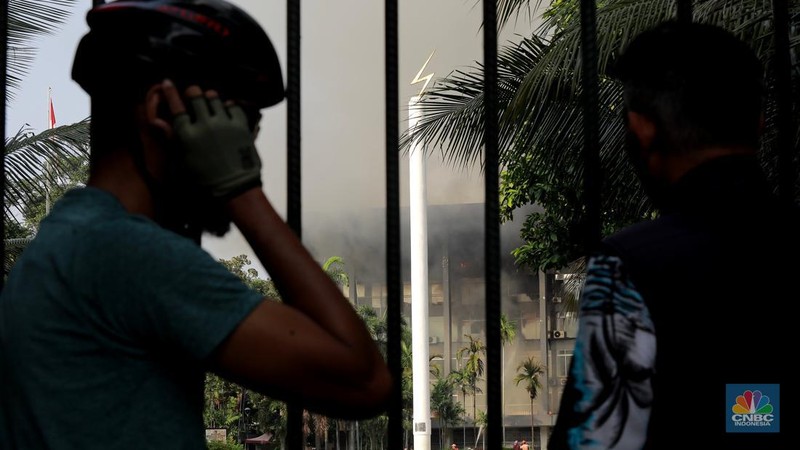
[0, 1, 391, 448]
[520, 439, 530, 450]
[550, 21, 795, 449]
[513, 439, 521, 450]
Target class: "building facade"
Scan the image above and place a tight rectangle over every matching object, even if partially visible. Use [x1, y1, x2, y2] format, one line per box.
[305, 203, 577, 450]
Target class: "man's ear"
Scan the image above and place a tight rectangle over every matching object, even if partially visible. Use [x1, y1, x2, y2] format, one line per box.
[142, 83, 173, 139]
[626, 111, 656, 152]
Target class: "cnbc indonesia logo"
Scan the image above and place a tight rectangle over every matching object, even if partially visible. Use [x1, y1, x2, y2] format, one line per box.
[728, 387, 779, 432]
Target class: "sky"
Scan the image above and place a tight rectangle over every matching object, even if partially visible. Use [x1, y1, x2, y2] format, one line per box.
[7, 0, 543, 276]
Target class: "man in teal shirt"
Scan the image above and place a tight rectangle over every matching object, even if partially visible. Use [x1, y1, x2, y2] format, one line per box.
[0, 1, 391, 448]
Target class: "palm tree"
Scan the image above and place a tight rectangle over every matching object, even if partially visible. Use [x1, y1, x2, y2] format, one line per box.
[474, 409, 488, 450]
[431, 375, 464, 450]
[5, 1, 91, 271]
[352, 304, 390, 448]
[4, 121, 90, 272]
[514, 356, 545, 444]
[6, 0, 80, 102]
[6, 0, 91, 200]
[403, 0, 800, 272]
[322, 255, 349, 287]
[500, 313, 517, 443]
[357, 305, 388, 357]
[500, 313, 517, 347]
[448, 367, 470, 448]
[456, 333, 486, 436]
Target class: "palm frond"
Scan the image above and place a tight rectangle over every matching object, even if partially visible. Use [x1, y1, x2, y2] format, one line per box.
[7, 0, 82, 101]
[497, 0, 543, 30]
[3, 237, 33, 274]
[401, 36, 550, 168]
[4, 118, 91, 218]
[512, 0, 676, 121]
[322, 255, 349, 287]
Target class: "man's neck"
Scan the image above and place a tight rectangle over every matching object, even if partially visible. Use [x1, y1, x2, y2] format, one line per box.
[664, 146, 756, 184]
[87, 150, 156, 219]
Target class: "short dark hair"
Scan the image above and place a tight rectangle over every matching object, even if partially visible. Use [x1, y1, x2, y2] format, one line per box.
[613, 21, 765, 152]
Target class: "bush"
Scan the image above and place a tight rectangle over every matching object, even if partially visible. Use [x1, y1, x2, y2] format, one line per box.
[207, 440, 243, 450]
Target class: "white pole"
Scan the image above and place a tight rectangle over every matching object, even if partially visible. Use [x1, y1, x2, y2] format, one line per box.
[45, 88, 52, 215]
[502, 346, 506, 445]
[409, 95, 431, 450]
[539, 270, 550, 447]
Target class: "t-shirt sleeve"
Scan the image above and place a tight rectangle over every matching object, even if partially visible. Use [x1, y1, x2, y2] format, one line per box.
[550, 254, 656, 450]
[76, 217, 264, 361]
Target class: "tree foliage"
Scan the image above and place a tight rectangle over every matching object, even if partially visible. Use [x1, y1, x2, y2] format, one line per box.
[456, 334, 486, 424]
[4, 1, 91, 272]
[6, 0, 80, 102]
[217, 254, 280, 299]
[431, 375, 465, 447]
[404, 0, 800, 271]
[514, 356, 545, 441]
[500, 312, 517, 345]
[208, 255, 386, 449]
[3, 121, 90, 273]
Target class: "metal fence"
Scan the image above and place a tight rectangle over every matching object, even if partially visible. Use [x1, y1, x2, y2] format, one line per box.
[0, 1, 796, 449]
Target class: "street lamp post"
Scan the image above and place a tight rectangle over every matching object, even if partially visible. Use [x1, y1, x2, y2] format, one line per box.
[243, 407, 252, 449]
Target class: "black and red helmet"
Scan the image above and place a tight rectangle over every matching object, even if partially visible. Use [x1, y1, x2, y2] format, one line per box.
[72, 0, 285, 108]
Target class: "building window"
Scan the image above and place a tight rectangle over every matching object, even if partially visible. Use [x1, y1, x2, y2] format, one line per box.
[557, 349, 573, 378]
[431, 283, 444, 305]
[460, 319, 484, 341]
[459, 278, 484, 305]
[429, 316, 444, 345]
[520, 316, 541, 340]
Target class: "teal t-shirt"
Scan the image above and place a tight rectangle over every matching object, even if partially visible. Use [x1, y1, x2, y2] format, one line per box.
[0, 187, 263, 449]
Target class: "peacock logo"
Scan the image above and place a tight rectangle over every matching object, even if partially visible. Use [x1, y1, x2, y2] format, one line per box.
[732, 390, 773, 415]
[727, 385, 780, 433]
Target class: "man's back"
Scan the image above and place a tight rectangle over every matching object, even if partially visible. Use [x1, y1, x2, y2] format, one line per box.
[0, 188, 262, 449]
[553, 156, 795, 448]
[604, 156, 795, 447]
[550, 21, 794, 449]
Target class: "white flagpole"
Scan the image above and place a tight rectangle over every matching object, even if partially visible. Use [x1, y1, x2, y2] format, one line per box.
[45, 88, 52, 214]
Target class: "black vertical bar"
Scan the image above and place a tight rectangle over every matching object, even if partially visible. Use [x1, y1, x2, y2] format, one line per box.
[772, 0, 795, 203]
[483, 1, 501, 449]
[385, 0, 403, 448]
[675, 0, 693, 23]
[0, 0, 6, 290]
[580, 0, 600, 253]
[286, 0, 302, 449]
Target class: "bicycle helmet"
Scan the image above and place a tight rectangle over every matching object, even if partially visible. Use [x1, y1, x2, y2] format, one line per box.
[72, 0, 285, 108]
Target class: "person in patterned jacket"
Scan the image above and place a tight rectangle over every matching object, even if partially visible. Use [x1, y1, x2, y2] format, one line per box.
[550, 21, 796, 450]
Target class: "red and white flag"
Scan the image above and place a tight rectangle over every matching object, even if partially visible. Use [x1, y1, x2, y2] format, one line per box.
[48, 89, 56, 129]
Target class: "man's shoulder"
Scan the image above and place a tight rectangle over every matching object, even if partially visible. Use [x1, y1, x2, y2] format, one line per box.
[601, 214, 691, 258]
[35, 188, 206, 269]
[604, 200, 800, 263]
[58, 188, 191, 245]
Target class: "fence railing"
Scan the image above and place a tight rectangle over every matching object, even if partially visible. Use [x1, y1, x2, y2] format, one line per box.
[1, 1, 796, 449]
